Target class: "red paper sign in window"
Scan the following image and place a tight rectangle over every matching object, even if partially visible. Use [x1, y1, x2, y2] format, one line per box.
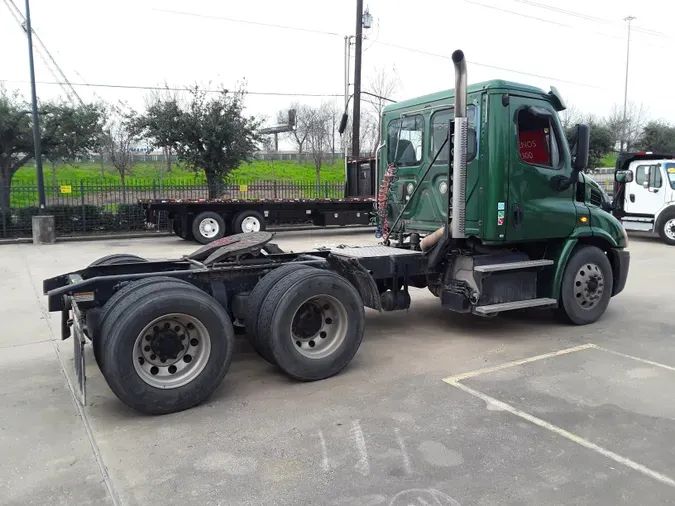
[518, 129, 550, 165]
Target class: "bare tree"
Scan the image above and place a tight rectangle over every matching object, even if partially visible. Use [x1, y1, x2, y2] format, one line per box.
[104, 106, 137, 202]
[278, 102, 311, 159]
[606, 102, 649, 152]
[365, 66, 400, 151]
[306, 102, 334, 192]
[560, 104, 583, 131]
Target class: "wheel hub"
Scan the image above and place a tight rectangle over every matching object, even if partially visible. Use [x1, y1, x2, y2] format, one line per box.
[289, 295, 348, 360]
[665, 219, 675, 241]
[151, 328, 183, 360]
[292, 303, 323, 338]
[574, 262, 605, 310]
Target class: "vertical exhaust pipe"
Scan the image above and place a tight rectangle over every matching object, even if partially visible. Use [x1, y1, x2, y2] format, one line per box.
[450, 49, 468, 239]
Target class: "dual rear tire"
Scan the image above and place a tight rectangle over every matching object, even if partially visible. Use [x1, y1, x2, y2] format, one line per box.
[246, 266, 365, 381]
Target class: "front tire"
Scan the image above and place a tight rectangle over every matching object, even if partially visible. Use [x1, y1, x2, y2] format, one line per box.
[98, 283, 234, 414]
[657, 210, 675, 246]
[257, 269, 365, 381]
[192, 212, 226, 244]
[557, 245, 614, 325]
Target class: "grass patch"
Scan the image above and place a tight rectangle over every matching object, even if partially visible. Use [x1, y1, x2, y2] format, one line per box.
[14, 159, 345, 185]
[600, 153, 618, 168]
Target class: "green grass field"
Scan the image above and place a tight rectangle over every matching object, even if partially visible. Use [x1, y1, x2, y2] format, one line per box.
[13, 159, 346, 186]
[600, 153, 618, 168]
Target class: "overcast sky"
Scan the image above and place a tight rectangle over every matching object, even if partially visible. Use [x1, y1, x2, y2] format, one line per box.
[2, 0, 674, 133]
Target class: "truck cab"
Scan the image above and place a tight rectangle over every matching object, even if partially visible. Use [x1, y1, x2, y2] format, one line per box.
[613, 152, 675, 244]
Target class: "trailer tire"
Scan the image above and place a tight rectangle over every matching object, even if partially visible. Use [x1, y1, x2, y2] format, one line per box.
[233, 210, 266, 234]
[99, 283, 234, 415]
[192, 212, 226, 244]
[88, 254, 148, 267]
[557, 245, 613, 325]
[656, 210, 675, 246]
[246, 263, 313, 364]
[94, 277, 200, 368]
[257, 269, 365, 381]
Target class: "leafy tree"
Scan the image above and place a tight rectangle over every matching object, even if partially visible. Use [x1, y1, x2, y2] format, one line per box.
[139, 87, 260, 198]
[637, 121, 675, 153]
[565, 116, 614, 169]
[103, 106, 139, 201]
[0, 88, 104, 213]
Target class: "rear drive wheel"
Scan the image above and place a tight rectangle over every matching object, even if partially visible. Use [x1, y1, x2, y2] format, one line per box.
[233, 210, 266, 234]
[89, 254, 147, 267]
[246, 263, 313, 364]
[192, 211, 226, 244]
[257, 269, 365, 381]
[557, 245, 613, 325]
[94, 277, 200, 367]
[99, 283, 234, 415]
[657, 210, 675, 246]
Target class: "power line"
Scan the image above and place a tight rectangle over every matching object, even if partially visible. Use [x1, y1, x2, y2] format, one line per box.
[153, 8, 343, 38]
[464, 0, 621, 41]
[369, 40, 604, 89]
[513, 0, 672, 39]
[0, 79, 343, 97]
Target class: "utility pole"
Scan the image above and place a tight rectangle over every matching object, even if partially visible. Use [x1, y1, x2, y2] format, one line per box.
[621, 15, 636, 153]
[24, 0, 46, 212]
[351, 0, 363, 159]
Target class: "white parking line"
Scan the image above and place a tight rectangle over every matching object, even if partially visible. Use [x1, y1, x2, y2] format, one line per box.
[593, 346, 675, 373]
[448, 380, 675, 489]
[442, 343, 595, 383]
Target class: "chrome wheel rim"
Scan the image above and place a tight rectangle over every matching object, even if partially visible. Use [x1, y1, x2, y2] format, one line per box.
[241, 216, 261, 233]
[132, 313, 211, 389]
[665, 219, 675, 241]
[290, 295, 348, 359]
[573, 262, 605, 310]
[199, 218, 220, 238]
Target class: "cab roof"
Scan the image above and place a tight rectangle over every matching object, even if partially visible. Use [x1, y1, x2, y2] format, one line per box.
[383, 79, 550, 114]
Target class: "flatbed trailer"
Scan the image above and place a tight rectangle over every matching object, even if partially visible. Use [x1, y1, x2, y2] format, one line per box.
[42, 50, 630, 416]
[141, 196, 375, 244]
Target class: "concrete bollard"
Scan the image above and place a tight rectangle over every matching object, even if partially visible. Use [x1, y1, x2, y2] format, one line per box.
[32, 215, 55, 244]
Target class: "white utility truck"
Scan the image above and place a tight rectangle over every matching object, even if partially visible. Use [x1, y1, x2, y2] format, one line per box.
[613, 152, 675, 245]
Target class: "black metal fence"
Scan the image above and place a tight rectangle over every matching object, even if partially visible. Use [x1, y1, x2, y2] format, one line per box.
[1, 178, 346, 239]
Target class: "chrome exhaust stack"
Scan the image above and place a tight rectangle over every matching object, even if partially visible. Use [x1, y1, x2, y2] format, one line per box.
[450, 49, 468, 239]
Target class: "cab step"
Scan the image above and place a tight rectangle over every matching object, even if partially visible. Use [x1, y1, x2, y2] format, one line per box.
[474, 297, 557, 315]
[474, 259, 554, 273]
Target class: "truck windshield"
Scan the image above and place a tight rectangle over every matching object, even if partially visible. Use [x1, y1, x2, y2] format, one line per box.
[666, 163, 675, 189]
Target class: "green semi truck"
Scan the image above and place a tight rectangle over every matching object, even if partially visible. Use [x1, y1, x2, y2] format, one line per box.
[44, 50, 630, 414]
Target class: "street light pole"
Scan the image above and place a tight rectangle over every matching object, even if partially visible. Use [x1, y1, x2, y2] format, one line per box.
[351, 0, 363, 159]
[621, 15, 636, 153]
[24, 0, 46, 212]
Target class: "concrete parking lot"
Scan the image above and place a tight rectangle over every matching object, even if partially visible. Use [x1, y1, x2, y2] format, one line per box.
[1, 229, 675, 506]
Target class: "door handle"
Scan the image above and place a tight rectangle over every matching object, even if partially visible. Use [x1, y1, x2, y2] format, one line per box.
[512, 204, 524, 229]
[630, 194, 635, 202]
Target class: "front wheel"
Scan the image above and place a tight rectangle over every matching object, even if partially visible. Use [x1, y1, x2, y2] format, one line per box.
[557, 245, 614, 325]
[657, 211, 675, 246]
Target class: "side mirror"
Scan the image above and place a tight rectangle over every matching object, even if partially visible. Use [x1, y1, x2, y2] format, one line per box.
[615, 170, 633, 183]
[571, 123, 590, 171]
[338, 113, 349, 135]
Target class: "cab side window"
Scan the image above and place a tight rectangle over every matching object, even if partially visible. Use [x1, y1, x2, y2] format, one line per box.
[636, 165, 662, 188]
[430, 105, 477, 164]
[388, 115, 424, 166]
[516, 108, 561, 169]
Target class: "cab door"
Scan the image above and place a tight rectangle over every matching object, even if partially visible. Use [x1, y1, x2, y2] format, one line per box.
[624, 163, 666, 215]
[506, 97, 577, 242]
